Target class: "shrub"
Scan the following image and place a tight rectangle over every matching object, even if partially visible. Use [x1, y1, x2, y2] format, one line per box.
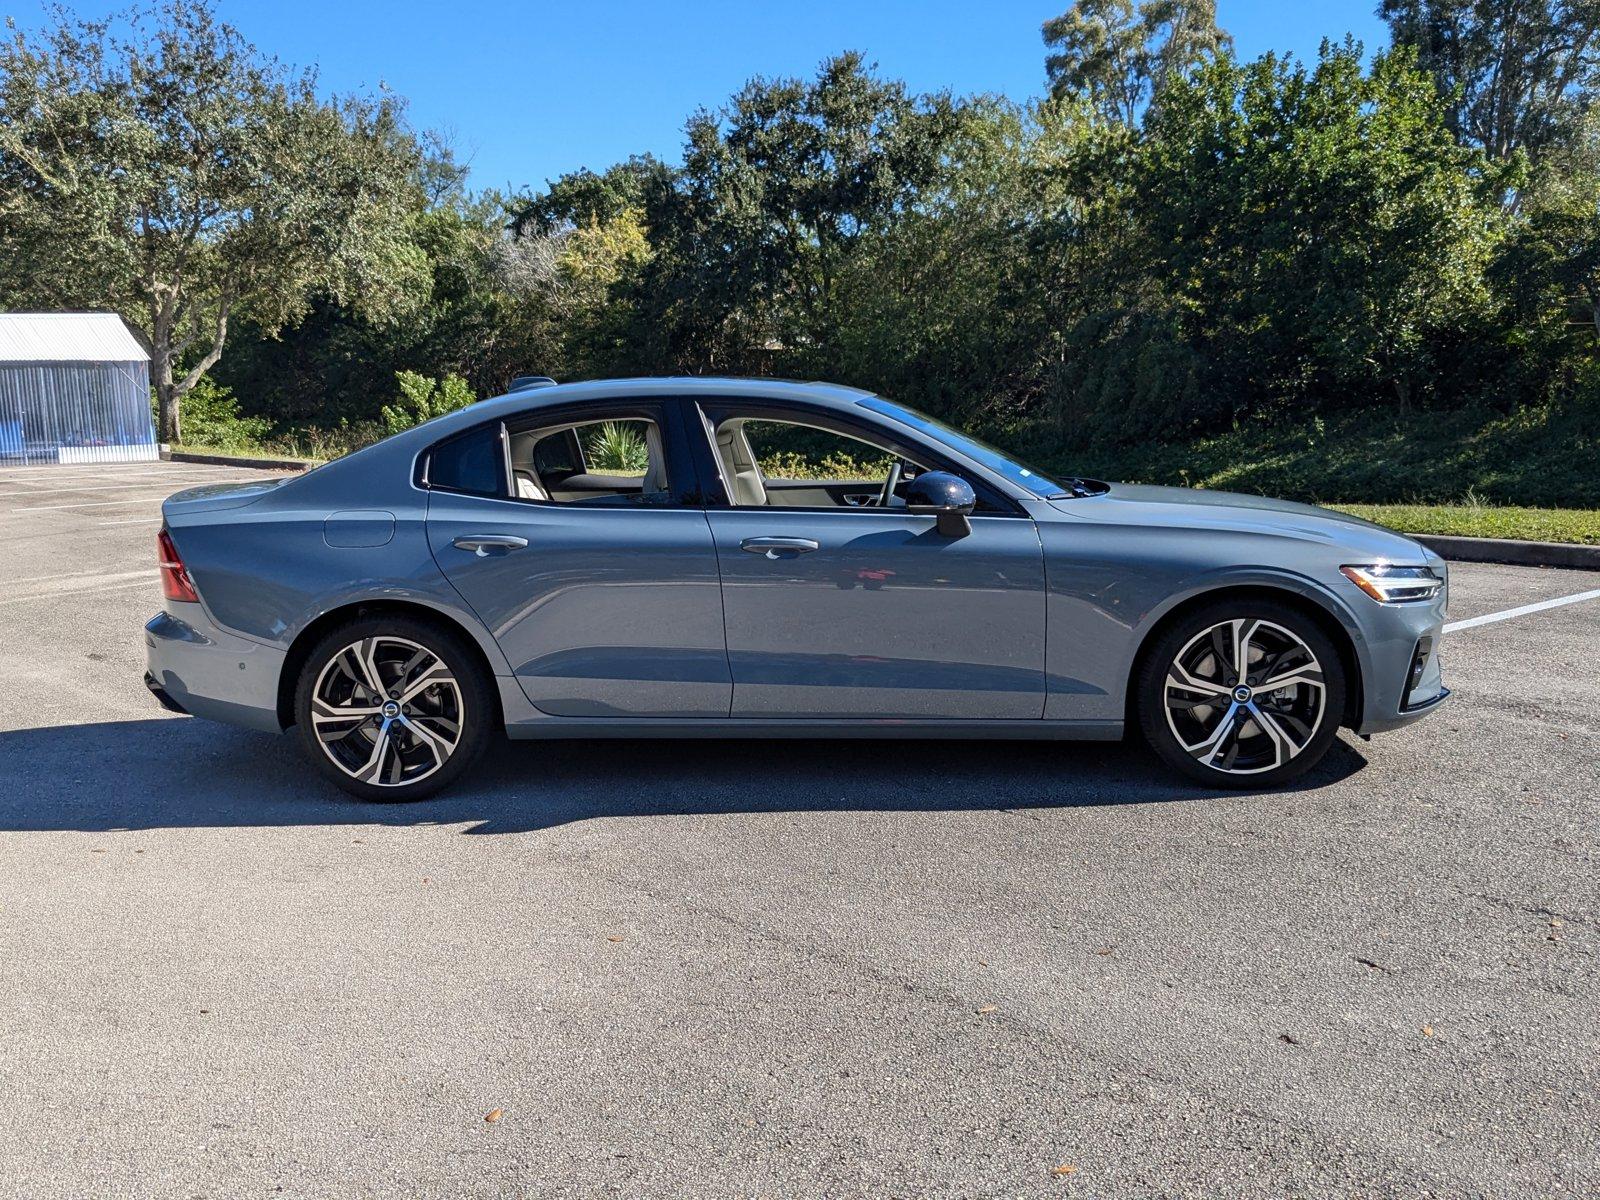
[584, 421, 650, 474]
[158, 378, 272, 451]
[381, 371, 476, 435]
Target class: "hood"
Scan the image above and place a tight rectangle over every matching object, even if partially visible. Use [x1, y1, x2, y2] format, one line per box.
[163, 477, 290, 518]
[1051, 483, 1433, 560]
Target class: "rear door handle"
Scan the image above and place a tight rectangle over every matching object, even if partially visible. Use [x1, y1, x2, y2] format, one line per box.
[452, 534, 528, 557]
[740, 536, 820, 559]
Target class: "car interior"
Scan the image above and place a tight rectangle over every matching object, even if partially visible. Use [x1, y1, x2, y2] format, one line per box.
[709, 416, 925, 509]
[507, 417, 671, 505]
[501, 408, 948, 511]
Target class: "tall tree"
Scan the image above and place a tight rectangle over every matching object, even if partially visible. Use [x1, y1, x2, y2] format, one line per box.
[639, 53, 963, 372]
[1043, 0, 1231, 124]
[0, 1, 429, 441]
[1380, 0, 1600, 160]
[1137, 44, 1500, 417]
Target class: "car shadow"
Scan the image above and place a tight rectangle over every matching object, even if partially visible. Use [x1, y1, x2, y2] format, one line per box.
[0, 718, 1369, 835]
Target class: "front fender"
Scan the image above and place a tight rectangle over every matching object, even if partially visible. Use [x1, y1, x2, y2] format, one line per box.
[1037, 521, 1370, 723]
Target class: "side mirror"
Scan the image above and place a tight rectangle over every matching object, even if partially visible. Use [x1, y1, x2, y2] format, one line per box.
[905, 471, 976, 538]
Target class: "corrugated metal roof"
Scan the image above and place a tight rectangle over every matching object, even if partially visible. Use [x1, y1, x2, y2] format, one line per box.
[0, 313, 150, 363]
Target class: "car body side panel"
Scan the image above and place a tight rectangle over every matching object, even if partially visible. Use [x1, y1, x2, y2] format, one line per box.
[425, 491, 732, 718]
[707, 510, 1047, 719]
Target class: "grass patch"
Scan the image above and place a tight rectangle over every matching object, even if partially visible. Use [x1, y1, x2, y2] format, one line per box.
[1042, 404, 1600, 508]
[1329, 503, 1600, 545]
[172, 442, 322, 465]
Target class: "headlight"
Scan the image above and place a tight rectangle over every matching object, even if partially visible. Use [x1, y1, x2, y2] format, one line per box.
[1340, 563, 1444, 604]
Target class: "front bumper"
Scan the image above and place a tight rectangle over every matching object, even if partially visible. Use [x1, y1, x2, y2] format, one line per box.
[1349, 582, 1450, 736]
[144, 605, 287, 733]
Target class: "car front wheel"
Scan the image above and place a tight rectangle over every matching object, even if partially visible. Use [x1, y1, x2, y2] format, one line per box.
[1137, 600, 1347, 787]
[293, 615, 495, 802]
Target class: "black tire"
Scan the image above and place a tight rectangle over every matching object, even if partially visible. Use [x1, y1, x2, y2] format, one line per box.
[292, 614, 496, 802]
[1136, 599, 1347, 788]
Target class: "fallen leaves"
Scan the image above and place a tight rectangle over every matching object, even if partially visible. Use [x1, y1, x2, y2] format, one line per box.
[976, 1005, 998, 1015]
[1421, 1025, 1435, 1038]
[606, 936, 624, 943]
[484, 1109, 504, 1124]
[1050, 1163, 1079, 1177]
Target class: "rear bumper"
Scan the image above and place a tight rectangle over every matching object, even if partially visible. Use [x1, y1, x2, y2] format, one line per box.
[143, 671, 188, 714]
[144, 606, 286, 733]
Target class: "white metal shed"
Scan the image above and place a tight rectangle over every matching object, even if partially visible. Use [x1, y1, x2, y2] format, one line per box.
[0, 313, 157, 465]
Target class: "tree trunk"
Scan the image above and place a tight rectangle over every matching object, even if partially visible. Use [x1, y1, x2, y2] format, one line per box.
[152, 335, 181, 445]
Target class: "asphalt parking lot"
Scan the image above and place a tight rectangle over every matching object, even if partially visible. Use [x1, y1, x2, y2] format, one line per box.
[0, 461, 1596, 1199]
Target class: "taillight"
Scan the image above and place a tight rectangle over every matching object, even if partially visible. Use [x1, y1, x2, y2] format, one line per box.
[157, 529, 199, 602]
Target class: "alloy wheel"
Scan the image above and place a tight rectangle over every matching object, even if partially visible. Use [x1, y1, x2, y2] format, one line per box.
[1163, 618, 1327, 775]
[310, 636, 464, 787]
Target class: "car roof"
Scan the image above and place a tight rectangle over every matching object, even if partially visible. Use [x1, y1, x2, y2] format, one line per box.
[463, 376, 878, 426]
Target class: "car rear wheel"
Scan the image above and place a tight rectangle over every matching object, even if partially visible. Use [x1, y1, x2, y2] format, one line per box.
[1137, 599, 1347, 788]
[293, 615, 495, 802]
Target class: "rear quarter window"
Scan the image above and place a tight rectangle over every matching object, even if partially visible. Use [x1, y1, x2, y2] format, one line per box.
[428, 425, 505, 497]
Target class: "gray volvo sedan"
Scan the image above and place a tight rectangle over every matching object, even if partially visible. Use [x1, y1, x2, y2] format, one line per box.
[145, 378, 1449, 800]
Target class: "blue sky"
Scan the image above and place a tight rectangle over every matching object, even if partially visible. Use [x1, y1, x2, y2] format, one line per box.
[14, 1, 1390, 194]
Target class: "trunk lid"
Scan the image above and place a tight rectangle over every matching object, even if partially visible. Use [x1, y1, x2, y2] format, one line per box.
[162, 477, 290, 519]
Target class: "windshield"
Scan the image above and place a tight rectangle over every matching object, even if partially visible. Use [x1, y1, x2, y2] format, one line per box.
[857, 396, 1068, 499]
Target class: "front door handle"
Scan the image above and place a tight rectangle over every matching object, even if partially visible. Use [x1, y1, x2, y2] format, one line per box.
[740, 536, 820, 559]
[452, 534, 529, 557]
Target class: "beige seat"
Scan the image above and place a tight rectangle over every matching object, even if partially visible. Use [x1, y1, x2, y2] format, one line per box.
[508, 431, 547, 500]
[641, 423, 669, 495]
[715, 421, 767, 506]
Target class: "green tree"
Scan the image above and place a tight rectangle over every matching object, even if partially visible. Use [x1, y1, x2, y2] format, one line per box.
[1043, 0, 1231, 124]
[1380, 0, 1600, 160]
[1141, 44, 1500, 416]
[0, 0, 429, 441]
[1040, 41, 1505, 442]
[639, 52, 964, 372]
[499, 159, 663, 381]
[1495, 111, 1600, 346]
[381, 370, 475, 435]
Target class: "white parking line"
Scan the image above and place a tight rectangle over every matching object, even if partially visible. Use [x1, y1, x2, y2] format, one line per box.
[0, 481, 228, 497]
[0, 577, 156, 607]
[10, 498, 166, 511]
[9, 567, 156, 586]
[1445, 588, 1600, 633]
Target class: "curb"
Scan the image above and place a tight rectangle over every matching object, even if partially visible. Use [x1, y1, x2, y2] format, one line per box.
[163, 449, 315, 472]
[1414, 534, 1600, 571]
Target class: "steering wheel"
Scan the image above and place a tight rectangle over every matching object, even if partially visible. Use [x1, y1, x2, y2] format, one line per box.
[877, 459, 903, 508]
